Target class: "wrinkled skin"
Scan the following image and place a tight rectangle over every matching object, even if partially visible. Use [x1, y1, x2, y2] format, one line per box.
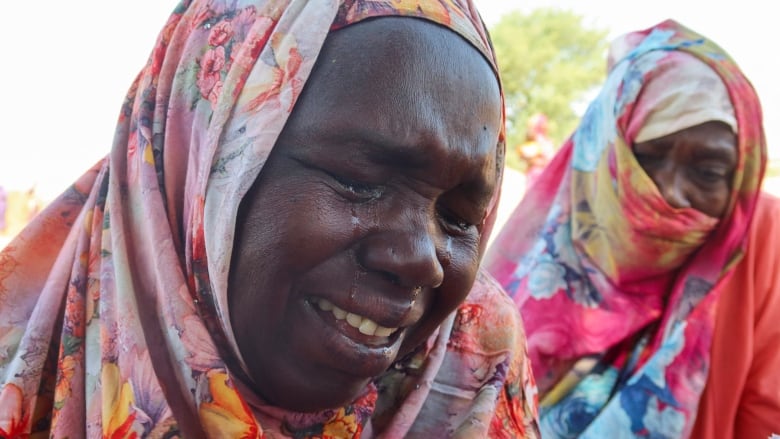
[228, 17, 502, 412]
[634, 121, 737, 218]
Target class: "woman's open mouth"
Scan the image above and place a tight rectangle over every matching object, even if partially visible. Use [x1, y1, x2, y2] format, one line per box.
[313, 297, 398, 338]
[280, 295, 409, 381]
[307, 297, 407, 351]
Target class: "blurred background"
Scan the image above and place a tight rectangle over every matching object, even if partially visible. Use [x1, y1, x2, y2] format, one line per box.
[1, 0, 777, 248]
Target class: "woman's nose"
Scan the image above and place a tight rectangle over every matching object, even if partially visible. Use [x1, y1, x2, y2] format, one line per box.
[356, 216, 445, 289]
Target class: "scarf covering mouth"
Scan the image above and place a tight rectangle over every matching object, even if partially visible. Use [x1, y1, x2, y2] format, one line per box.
[485, 18, 766, 439]
[0, 0, 529, 437]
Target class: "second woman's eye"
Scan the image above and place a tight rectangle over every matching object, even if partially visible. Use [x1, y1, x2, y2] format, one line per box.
[693, 164, 732, 185]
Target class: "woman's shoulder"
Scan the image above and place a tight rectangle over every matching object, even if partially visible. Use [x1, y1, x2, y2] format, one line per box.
[453, 269, 541, 438]
[451, 268, 526, 354]
[757, 191, 780, 217]
[749, 192, 780, 254]
[750, 191, 780, 291]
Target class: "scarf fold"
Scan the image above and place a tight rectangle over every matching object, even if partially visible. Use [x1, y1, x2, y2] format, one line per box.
[0, 0, 511, 437]
[485, 19, 766, 438]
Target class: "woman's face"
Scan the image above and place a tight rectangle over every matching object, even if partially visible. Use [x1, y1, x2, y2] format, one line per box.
[228, 18, 501, 412]
[634, 121, 738, 218]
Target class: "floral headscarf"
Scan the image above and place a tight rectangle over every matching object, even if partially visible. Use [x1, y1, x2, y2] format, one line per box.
[0, 0, 541, 437]
[485, 19, 765, 438]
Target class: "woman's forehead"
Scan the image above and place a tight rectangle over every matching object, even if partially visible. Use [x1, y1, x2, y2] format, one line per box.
[294, 17, 501, 131]
[320, 16, 496, 82]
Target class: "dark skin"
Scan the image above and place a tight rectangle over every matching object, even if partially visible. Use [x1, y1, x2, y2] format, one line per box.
[634, 121, 738, 218]
[228, 18, 501, 412]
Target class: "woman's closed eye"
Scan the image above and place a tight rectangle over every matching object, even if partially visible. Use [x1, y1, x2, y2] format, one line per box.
[436, 205, 477, 236]
[692, 163, 732, 185]
[330, 172, 384, 202]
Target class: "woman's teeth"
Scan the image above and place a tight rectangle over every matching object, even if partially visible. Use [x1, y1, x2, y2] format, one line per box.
[315, 298, 396, 337]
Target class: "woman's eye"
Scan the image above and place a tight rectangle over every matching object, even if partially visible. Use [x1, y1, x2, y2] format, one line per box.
[437, 208, 476, 236]
[694, 166, 730, 184]
[332, 174, 383, 201]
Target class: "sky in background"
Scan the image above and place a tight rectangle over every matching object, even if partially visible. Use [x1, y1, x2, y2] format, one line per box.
[1, 0, 775, 201]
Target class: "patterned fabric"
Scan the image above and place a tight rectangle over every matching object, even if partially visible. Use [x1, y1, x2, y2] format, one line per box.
[485, 19, 766, 438]
[629, 51, 736, 143]
[0, 0, 539, 437]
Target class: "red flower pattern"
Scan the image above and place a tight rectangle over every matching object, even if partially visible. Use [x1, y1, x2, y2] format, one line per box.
[208, 21, 233, 46]
[197, 46, 226, 101]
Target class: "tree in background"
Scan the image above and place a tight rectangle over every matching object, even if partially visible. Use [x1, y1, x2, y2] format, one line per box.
[490, 8, 609, 171]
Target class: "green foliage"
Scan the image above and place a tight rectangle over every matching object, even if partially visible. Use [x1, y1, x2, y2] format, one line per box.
[490, 8, 609, 170]
[768, 159, 780, 177]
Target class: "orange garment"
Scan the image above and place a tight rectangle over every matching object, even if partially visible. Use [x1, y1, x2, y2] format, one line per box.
[692, 192, 780, 438]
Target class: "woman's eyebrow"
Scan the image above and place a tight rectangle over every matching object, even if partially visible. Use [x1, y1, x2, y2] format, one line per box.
[315, 128, 438, 169]
[693, 146, 738, 162]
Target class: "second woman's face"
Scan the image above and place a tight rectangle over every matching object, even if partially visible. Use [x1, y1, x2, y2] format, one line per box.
[229, 18, 502, 412]
[634, 121, 738, 218]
